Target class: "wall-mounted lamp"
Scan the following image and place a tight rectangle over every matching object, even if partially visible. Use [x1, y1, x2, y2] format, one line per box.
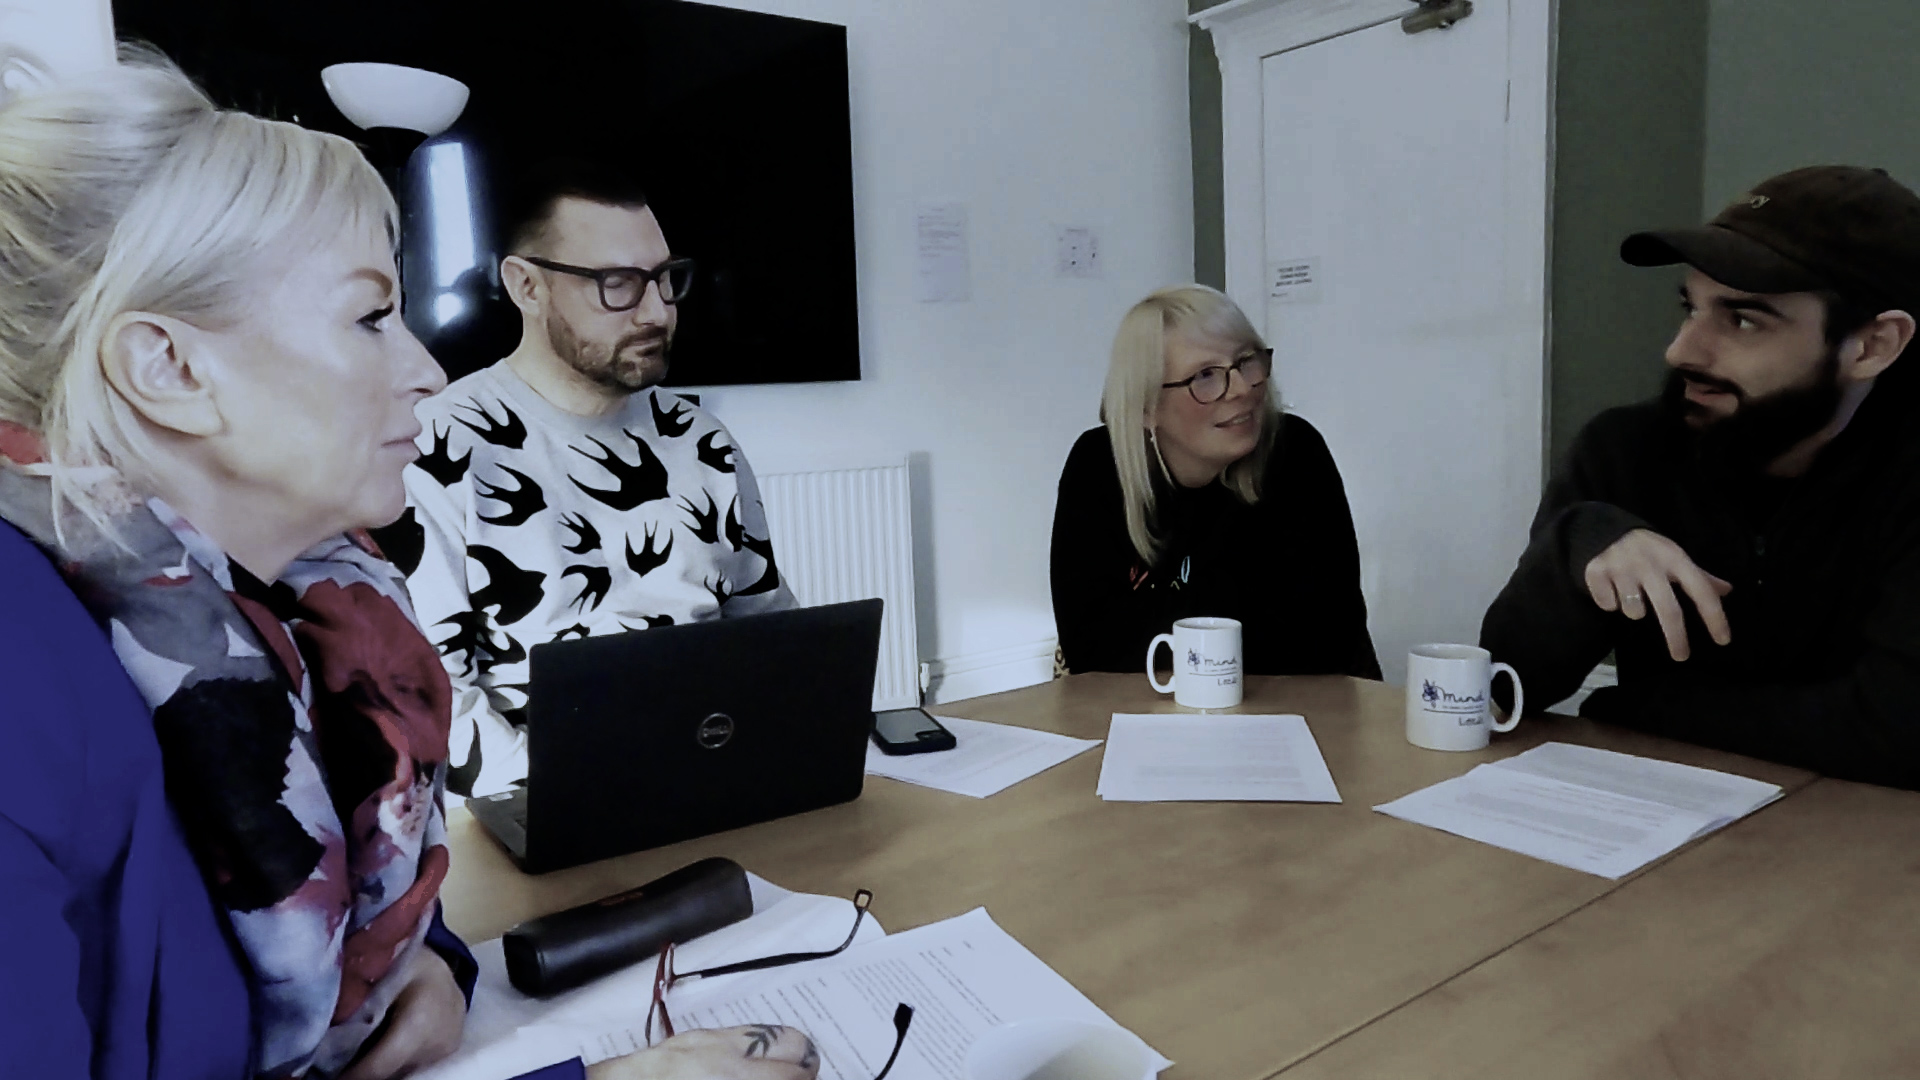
[320, 62, 470, 183]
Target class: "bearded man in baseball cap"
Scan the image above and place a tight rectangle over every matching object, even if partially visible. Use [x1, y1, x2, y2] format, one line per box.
[1481, 165, 1920, 789]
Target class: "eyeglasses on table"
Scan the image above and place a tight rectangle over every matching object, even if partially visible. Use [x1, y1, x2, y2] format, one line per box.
[645, 888, 915, 1080]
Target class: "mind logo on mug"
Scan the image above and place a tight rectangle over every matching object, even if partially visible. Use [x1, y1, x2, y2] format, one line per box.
[1148, 617, 1244, 709]
[1419, 679, 1486, 724]
[1405, 644, 1524, 752]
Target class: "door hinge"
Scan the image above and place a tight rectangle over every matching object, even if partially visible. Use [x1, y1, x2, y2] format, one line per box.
[1403, 0, 1473, 34]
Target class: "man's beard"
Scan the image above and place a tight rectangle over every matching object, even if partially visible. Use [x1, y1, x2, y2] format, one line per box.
[546, 315, 670, 393]
[1661, 349, 1843, 477]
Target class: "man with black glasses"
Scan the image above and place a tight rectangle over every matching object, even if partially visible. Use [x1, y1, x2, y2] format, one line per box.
[395, 159, 795, 797]
[1481, 165, 1920, 790]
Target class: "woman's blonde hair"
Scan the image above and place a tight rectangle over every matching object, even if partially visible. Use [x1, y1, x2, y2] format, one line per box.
[1099, 284, 1280, 565]
[0, 45, 396, 543]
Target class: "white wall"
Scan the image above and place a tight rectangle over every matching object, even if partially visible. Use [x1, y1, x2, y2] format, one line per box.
[0, 0, 112, 95]
[675, 1, 1196, 700]
[58, 1, 1196, 702]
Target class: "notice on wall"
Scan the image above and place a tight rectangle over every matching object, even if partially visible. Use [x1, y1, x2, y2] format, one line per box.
[916, 202, 972, 302]
[1268, 256, 1322, 304]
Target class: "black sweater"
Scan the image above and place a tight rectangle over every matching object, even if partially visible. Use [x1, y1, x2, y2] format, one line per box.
[1480, 373, 1920, 790]
[1049, 416, 1380, 679]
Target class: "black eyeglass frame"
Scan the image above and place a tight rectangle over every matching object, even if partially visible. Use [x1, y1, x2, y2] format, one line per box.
[1161, 346, 1274, 404]
[522, 254, 698, 310]
[645, 889, 914, 1079]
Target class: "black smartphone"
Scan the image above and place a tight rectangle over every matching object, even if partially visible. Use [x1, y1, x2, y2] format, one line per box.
[871, 707, 958, 755]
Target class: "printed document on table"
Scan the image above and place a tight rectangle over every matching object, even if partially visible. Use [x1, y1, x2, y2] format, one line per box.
[1097, 713, 1341, 803]
[415, 879, 883, 1080]
[1489, 742, 1782, 833]
[865, 716, 1101, 798]
[1374, 763, 1723, 879]
[589, 907, 1172, 1080]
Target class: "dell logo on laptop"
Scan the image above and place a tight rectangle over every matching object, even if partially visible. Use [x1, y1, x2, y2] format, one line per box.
[696, 712, 736, 749]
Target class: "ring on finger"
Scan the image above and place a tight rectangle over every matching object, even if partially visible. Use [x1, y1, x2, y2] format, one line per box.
[1623, 591, 1645, 603]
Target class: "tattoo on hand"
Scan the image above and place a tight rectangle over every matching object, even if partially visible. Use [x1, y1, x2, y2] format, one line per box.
[799, 1036, 819, 1070]
[743, 1025, 782, 1059]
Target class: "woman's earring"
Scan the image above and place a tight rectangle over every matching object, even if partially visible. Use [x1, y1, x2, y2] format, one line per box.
[1147, 429, 1173, 482]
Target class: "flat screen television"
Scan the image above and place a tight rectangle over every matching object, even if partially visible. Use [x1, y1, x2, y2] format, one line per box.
[111, 0, 860, 387]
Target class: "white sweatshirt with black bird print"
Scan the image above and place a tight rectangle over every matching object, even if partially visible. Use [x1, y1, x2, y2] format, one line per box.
[391, 362, 795, 797]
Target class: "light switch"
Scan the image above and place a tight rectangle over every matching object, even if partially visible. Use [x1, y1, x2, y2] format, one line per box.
[1055, 226, 1100, 278]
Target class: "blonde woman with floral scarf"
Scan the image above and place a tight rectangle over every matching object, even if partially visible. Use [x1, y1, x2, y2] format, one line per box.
[0, 50, 816, 1080]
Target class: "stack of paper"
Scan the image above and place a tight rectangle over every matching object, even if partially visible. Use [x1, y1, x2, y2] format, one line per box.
[865, 716, 1101, 798]
[1096, 713, 1342, 803]
[1374, 742, 1784, 879]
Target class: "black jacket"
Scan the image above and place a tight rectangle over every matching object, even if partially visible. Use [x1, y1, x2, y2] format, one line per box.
[1480, 371, 1920, 789]
[1050, 416, 1380, 679]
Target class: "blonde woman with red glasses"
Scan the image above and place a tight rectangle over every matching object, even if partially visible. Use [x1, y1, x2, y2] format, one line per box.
[1050, 285, 1379, 680]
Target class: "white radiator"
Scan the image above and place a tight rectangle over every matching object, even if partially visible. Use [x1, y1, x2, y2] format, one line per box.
[758, 463, 921, 710]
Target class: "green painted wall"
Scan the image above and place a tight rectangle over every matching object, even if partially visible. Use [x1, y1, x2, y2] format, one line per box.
[1704, 0, 1920, 212]
[1189, 0, 1225, 289]
[1547, 0, 1710, 466]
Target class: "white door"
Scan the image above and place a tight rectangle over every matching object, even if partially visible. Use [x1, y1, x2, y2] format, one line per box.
[1206, 0, 1548, 685]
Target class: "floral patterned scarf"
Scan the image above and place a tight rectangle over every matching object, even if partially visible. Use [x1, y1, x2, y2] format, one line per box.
[0, 429, 452, 1078]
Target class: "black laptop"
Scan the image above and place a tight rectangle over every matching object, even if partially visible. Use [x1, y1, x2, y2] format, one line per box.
[467, 599, 883, 874]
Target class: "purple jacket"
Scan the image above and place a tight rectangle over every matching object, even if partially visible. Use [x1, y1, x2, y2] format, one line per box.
[0, 520, 475, 1079]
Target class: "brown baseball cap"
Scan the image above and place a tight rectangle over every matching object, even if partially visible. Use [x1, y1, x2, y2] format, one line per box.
[1621, 165, 1920, 313]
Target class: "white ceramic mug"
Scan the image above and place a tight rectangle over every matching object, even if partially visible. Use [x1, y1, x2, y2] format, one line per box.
[965, 1019, 1155, 1080]
[1146, 617, 1243, 709]
[1405, 644, 1523, 751]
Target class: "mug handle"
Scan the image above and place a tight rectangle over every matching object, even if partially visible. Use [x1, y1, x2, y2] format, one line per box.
[1490, 662, 1524, 732]
[1146, 634, 1176, 693]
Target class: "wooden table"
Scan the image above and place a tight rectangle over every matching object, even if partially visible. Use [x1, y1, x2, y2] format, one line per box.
[1275, 776, 1920, 1080]
[441, 674, 1823, 1080]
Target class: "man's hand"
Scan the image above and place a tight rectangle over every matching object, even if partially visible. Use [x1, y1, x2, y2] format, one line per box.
[587, 1026, 821, 1080]
[338, 948, 467, 1080]
[1583, 528, 1733, 661]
